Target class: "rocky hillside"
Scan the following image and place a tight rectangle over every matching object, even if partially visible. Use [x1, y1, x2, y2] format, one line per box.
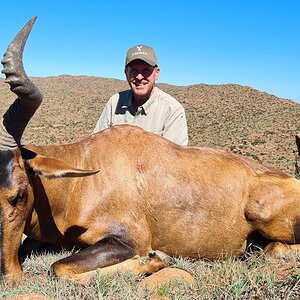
[0, 75, 299, 175]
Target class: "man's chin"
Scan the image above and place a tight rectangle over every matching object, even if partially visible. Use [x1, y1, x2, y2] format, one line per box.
[133, 89, 148, 97]
[132, 84, 154, 101]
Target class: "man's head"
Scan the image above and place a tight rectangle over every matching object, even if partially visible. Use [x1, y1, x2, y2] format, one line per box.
[125, 45, 160, 105]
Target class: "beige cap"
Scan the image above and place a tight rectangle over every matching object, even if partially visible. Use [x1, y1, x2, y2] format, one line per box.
[125, 45, 158, 67]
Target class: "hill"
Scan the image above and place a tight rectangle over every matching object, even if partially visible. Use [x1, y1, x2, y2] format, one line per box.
[0, 75, 299, 175]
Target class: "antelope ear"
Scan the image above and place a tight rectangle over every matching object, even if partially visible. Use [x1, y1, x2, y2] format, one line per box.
[25, 155, 99, 178]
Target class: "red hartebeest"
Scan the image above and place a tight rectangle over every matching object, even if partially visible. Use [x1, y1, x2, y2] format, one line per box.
[1, 17, 300, 285]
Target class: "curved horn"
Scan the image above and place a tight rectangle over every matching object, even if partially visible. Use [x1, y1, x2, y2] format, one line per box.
[0, 16, 43, 149]
[1, 16, 43, 101]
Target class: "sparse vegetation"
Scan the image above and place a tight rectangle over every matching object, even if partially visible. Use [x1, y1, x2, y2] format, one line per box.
[1, 76, 300, 298]
[1, 250, 300, 299]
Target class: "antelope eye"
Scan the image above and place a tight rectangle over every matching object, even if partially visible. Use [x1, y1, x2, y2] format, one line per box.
[9, 190, 27, 206]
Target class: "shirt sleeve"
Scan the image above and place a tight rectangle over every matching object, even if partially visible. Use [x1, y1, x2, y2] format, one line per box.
[163, 107, 189, 146]
[92, 98, 113, 134]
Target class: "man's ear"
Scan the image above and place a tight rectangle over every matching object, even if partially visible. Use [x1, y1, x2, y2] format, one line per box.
[154, 66, 160, 80]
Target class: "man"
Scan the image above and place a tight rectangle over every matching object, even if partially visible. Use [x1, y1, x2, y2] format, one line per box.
[93, 45, 188, 146]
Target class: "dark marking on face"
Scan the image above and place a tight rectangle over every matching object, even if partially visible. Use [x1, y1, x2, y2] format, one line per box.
[0, 150, 14, 188]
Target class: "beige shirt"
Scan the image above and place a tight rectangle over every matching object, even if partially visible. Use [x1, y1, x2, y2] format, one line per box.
[93, 87, 188, 146]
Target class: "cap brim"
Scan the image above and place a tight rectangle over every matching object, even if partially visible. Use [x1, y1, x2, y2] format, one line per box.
[126, 57, 157, 67]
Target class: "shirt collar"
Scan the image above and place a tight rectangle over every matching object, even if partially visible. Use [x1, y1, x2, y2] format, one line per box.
[120, 87, 158, 115]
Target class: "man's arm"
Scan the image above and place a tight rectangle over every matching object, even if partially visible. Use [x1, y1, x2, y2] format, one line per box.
[163, 107, 188, 146]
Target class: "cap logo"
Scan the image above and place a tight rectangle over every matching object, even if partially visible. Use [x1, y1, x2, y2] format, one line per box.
[131, 45, 148, 57]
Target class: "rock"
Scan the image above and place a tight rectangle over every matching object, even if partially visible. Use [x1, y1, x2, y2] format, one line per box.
[140, 267, 195, 293]
[6, 293, 53, 300]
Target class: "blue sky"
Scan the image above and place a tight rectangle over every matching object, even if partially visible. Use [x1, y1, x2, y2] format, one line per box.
[1, 1, 299, 102]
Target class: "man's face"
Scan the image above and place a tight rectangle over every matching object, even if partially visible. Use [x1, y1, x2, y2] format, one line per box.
[125, 60, 160, 102]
